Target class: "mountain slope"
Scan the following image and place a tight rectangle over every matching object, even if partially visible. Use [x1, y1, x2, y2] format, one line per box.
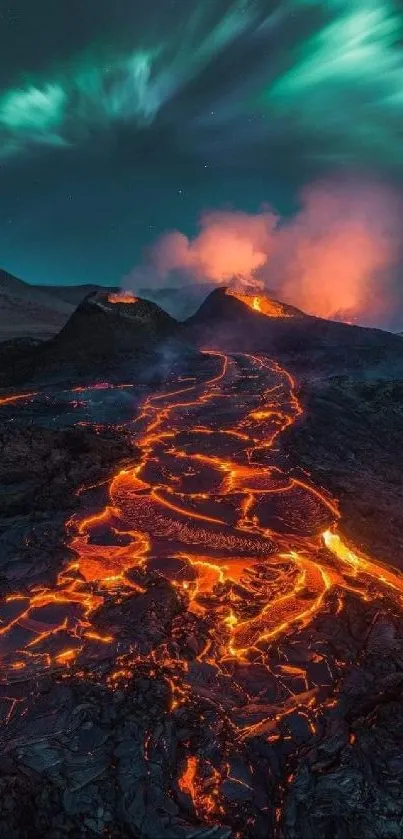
[48, 291, 179, 362]
[0, 271, 121, 341]
[0, 269, 74, 341]
[0, 291, 195, 386]
[185, 287, 403, 378]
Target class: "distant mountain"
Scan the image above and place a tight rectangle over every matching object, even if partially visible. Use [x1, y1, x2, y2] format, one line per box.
[34, 284, 119, 307]
[0, 269, 74, 341]
[136, 283, 215, 320]
[0, 271, 120, 342]
[185, 287, 403, 378]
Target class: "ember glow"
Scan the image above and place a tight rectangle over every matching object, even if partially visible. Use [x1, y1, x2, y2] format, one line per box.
[107, 290, 138, 304]
[2, 352, 403, 829]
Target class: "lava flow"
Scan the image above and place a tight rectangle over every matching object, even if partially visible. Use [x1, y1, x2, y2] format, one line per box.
[2, 350, 403, 828]
[225, 289, 293, 317]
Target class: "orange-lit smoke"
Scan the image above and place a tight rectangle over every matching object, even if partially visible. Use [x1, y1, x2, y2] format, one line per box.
[273, 182, 400, 323]
[129, 181, 400, 324]
[150, 209, 277, 287]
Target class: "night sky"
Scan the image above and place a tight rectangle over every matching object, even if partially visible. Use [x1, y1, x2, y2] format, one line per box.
[1, 0, 403, 293]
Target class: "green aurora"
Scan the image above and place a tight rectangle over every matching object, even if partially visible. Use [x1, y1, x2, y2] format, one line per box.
[1, 0, 403, 168]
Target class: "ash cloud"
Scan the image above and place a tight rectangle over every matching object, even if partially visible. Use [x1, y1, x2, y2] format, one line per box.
[125, 180, 402, 329]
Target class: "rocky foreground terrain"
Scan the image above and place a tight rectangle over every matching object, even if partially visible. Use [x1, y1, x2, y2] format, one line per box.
[280, 375, 403, 839]
[1, 290, 403, 839]
[285, 377, 403, 571]
[0, 424, 137, 587]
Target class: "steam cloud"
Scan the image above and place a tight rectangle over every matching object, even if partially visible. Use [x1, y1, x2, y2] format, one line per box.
[126, 180, 402, 327]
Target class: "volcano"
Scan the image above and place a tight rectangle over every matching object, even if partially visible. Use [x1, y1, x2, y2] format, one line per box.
[225, 288, 303, 318]
[0, 291, 193, 387]
[36, 290, 193, 384]
[50, 290, 179, 358]
[186, 287, 403, 378]
[186, 286, 305, 322]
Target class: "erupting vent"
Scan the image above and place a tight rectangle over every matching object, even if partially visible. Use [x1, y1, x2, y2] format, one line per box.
[107, 291, 138, 304]
[226, 289, 294, 318]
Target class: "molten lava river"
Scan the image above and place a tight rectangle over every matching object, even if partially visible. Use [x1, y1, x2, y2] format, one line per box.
[1, 351, 403, 834]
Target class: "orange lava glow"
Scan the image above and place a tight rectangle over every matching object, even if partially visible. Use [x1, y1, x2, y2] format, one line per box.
[107, 290, 138, 304]
[2, 351, 403, 687]
[179, 755, 198, 800]
[2, 349, 403, 685]
[225, 289, 293, 318]
[2, 346, 403, 828]
[0, 391, 38, 406]
[178, 756, 221, 818]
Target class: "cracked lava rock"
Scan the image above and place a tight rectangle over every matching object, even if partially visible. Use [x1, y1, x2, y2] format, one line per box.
[1, 350, 403, 838]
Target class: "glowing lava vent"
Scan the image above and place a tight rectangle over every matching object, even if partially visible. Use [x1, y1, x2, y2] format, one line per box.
[108, 291, 138, 304]
[226, 289, 294, 318]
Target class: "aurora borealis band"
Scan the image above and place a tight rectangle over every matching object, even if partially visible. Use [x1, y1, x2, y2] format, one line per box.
[2, 0, 403, 166]
[1, 0, 403, 290]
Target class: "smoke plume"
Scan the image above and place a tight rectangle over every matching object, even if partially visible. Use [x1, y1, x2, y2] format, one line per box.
[126, 180, 402, 327]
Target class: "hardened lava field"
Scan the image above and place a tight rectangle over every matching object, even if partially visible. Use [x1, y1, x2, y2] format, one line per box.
[1, 350, 403, 838]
